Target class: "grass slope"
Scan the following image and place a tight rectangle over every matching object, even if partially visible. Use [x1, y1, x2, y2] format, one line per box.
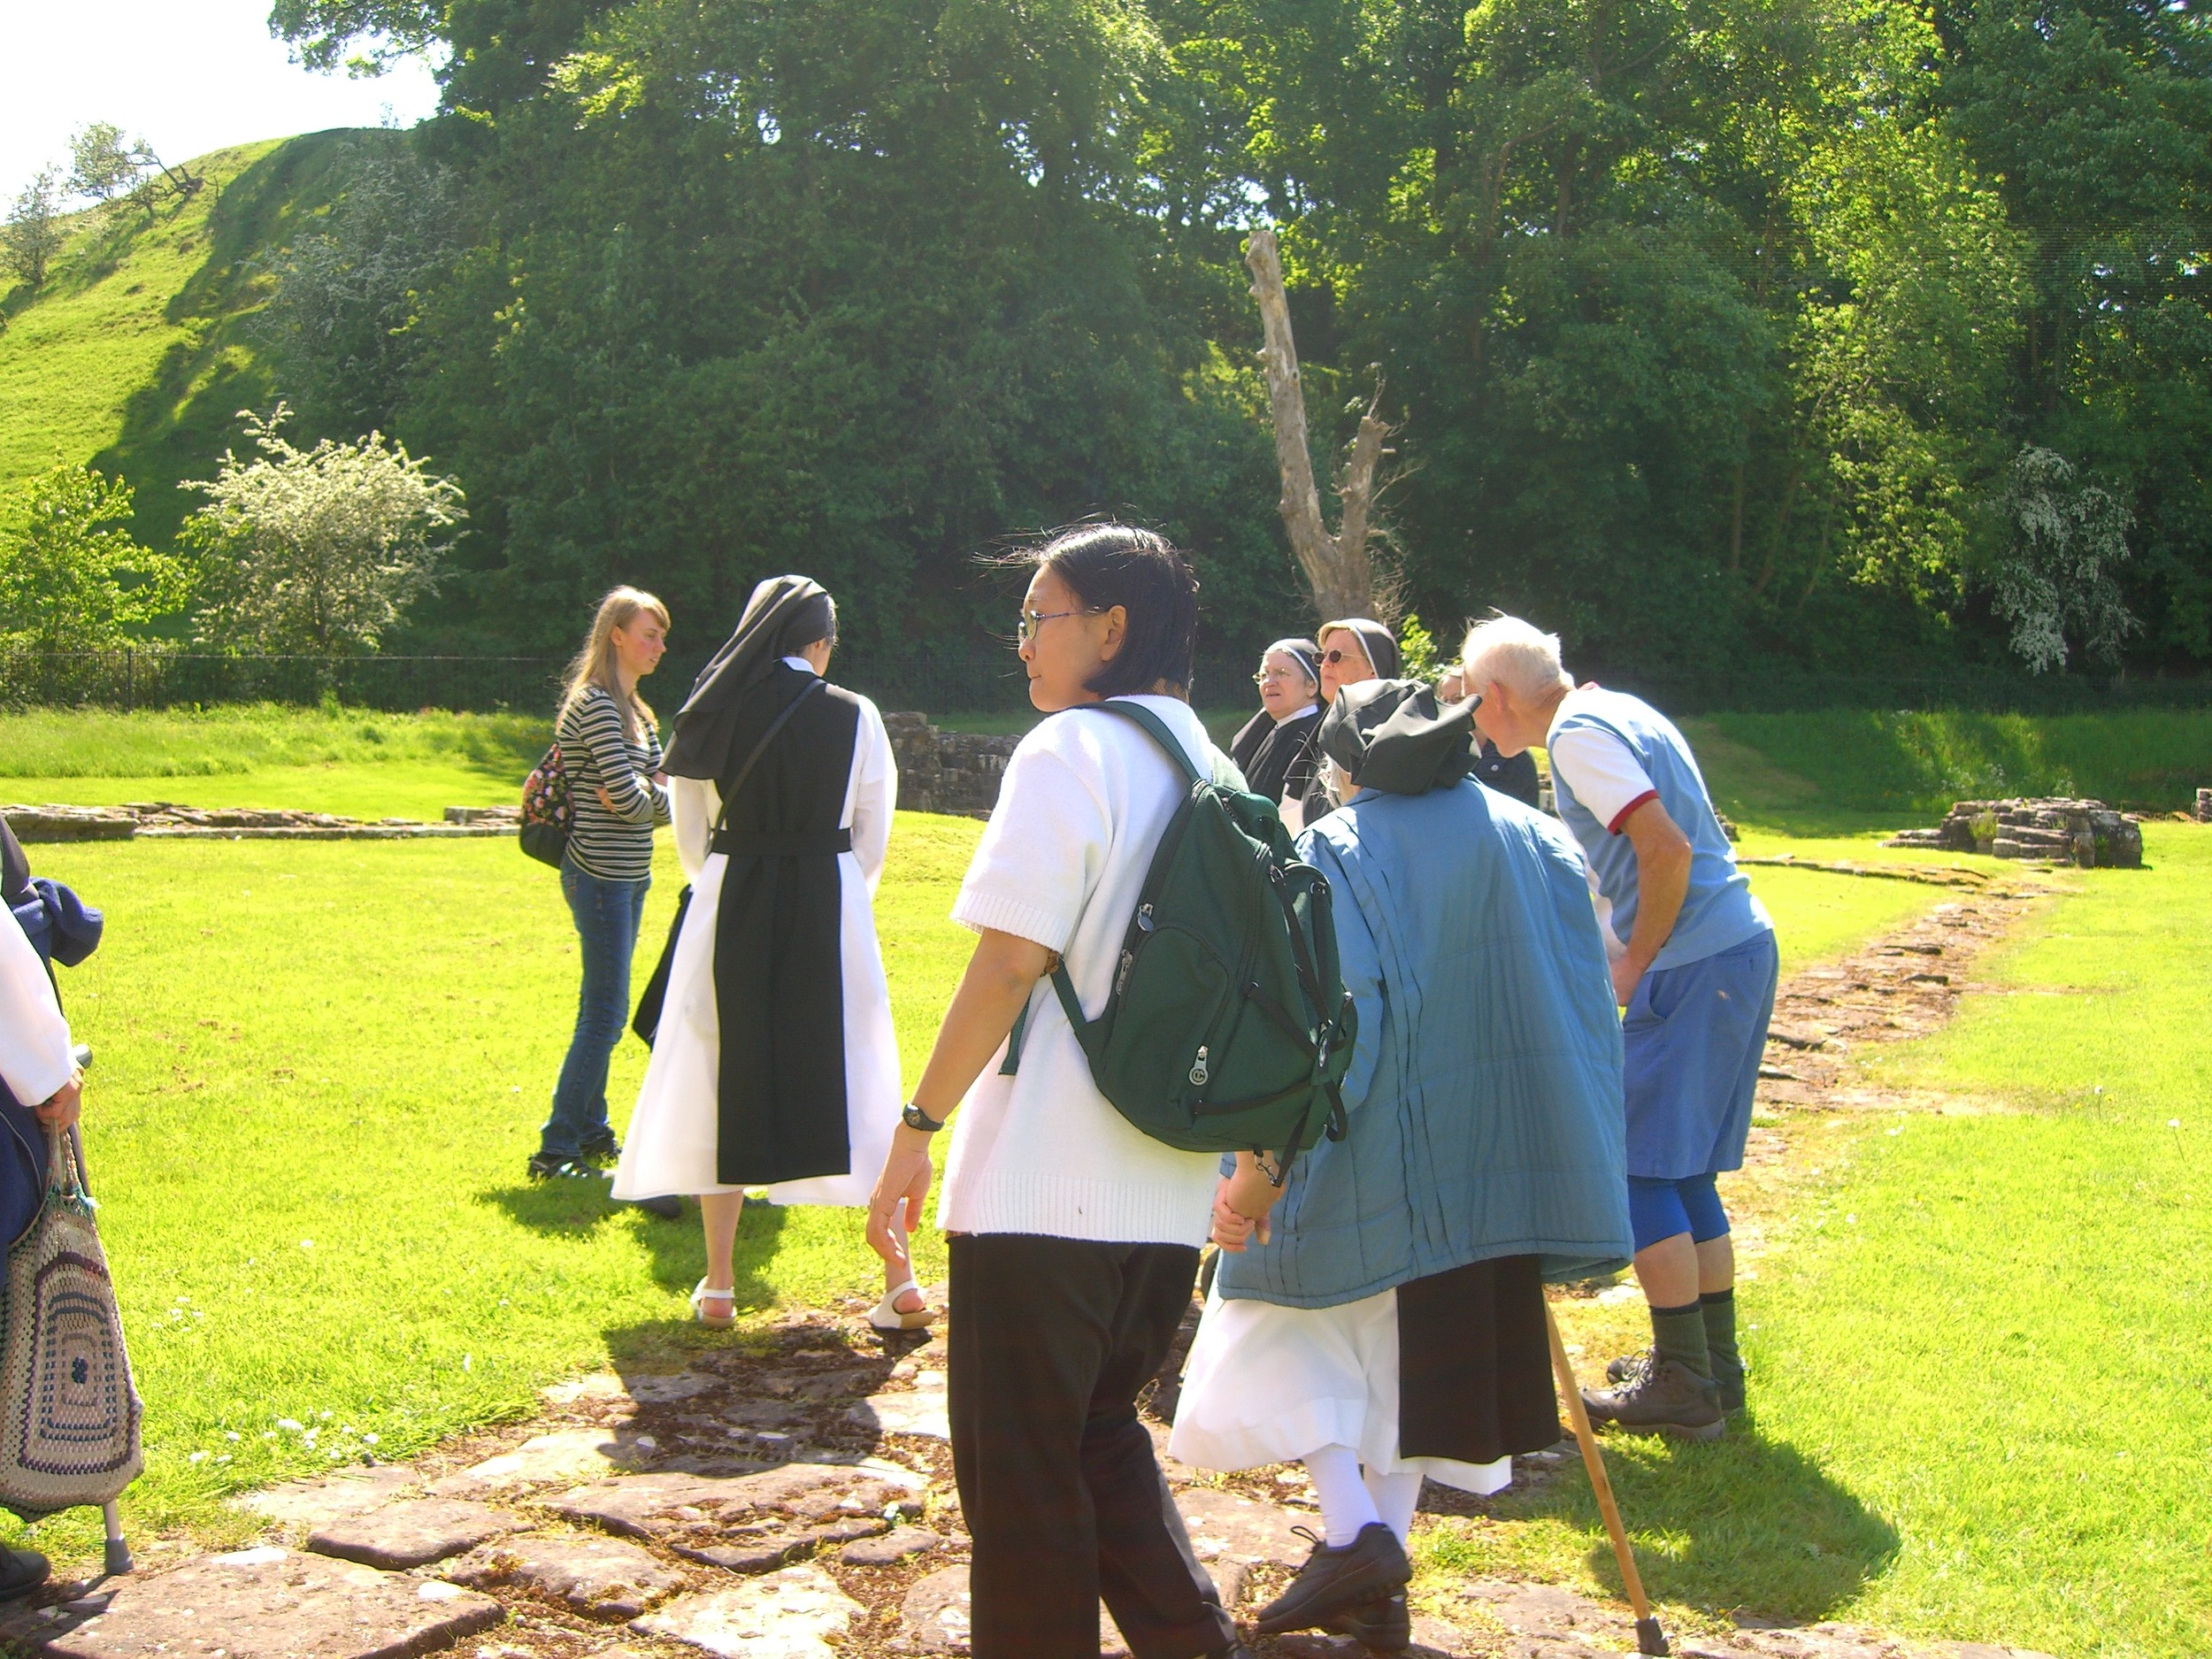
[0, 131, 376, 547]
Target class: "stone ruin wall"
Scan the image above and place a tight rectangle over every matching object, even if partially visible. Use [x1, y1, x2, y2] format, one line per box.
[882, 712, 1020, 818]
[1885, 797, 2144, 868]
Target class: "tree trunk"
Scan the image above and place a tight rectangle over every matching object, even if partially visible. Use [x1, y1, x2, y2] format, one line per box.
[1244, 228, 1389, 622]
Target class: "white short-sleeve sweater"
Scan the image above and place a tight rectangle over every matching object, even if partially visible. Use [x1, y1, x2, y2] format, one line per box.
[936, 695, 1226, 1245]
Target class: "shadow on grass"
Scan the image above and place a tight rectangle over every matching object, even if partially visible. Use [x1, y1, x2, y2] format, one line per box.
[1490, 1419, 1900, 1624]
[487, 1181, 797, 1358]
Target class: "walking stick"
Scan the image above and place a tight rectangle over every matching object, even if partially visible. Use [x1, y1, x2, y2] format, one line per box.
[1543, 1299, 1669, 1656]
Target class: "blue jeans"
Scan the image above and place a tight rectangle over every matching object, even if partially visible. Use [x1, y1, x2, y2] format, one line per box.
[541, 858, 651, 1161]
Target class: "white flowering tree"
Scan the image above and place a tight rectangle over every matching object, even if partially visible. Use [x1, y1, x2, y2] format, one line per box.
[182, 405, 465, 655]
[1993, 446, 2137, 675]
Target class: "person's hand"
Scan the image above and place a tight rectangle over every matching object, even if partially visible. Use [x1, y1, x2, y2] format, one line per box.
[1210, 1178, 1265, 1252]
[1438, 668, 1466, 703]
[595, 784, 620, 814]
[867, 1125, 935, 1264]
[652, 771, 670, 787]
[36, 1070, 81, 1132]
[1610, 952, 1644, 1009]
[1224, 1157, 1284, 1227]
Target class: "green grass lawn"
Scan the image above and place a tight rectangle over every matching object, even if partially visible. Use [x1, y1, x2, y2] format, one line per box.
[0, 704, 549, 819]
[1428, 826, 2211, 1658]
[9, 794, 1939, 1567]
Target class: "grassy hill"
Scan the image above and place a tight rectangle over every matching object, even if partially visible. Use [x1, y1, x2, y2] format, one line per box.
[0, 130, 375, 548]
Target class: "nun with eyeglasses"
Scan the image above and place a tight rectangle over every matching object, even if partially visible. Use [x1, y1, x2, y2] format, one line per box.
[1229, 638, 1324, 826]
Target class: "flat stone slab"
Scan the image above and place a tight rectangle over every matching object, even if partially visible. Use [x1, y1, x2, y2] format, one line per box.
[841, 1524, 944, 1565]
[0, 1547, 500, 1658]
[630, 1566, 866, 1657]
[234, 1463, 419, 1530]
[549, 1463, 919, 1572]
[900, 1564, 972, 1654]
[846, 1389, 951, 1440]
[627, 1371, 718, 1403]
[449, 1532, 683, 1619]
[431, 1425, 657, 1494]
[308, 1497, 528, 1569]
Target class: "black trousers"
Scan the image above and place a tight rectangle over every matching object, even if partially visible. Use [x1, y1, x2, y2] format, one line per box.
[949, 1234, 1234, 1659]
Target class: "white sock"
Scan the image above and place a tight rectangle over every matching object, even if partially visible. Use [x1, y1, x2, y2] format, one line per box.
[1363, 1466, 1423, 1544]
[1302, 1443, 1380, 1547]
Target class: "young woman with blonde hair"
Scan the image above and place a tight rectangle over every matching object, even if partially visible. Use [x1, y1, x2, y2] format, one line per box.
[534, 587, 675, 1192]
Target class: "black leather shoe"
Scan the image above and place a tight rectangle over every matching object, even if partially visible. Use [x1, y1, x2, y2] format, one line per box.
[1254, 1522, 1411, 1635]
[0, 1548, 48, 1601]
[626, 1194, 682, 1220]
[1325, 1588, 1411, 1651]
[577, 1132, 623, 1165]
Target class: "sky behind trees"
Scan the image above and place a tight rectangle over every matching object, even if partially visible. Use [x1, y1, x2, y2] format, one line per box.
[0, 0, 437, 199]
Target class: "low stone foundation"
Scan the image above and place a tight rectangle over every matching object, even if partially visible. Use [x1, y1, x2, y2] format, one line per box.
[2, 803, 515, 842]
[884, 712, 1019, 818]
[1884, 797, 2143, 867]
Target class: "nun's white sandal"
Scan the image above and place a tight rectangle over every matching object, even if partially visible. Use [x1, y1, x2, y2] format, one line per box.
[869, 1279, 936, 1333]
[690, 1280, 736, 1329]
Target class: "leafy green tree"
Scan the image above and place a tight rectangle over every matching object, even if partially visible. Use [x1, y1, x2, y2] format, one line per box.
[259, 142, 461, 433]
[0, 460, 187, 651]
[2, 169, 65, 293]
[182, 405, 465, 654]
[1993, 447, 2137, 673]
[67, 123, 148, 203]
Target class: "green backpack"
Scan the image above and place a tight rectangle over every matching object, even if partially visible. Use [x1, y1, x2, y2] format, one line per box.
[1004, 700, 1355, 1179]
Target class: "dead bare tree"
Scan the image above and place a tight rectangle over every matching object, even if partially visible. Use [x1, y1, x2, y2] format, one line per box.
[1244, 227, 1393, 622]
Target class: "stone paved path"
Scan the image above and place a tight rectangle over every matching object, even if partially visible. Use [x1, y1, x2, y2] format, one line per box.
[0, 872, 2061, 1659]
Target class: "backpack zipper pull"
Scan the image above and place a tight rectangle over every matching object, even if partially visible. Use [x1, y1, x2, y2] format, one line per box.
[1137, 902, 1156, 933]
[1189, 1045, 1210, 1087]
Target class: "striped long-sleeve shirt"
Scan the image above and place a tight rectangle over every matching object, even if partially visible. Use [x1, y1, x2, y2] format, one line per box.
[557, 684, 672, 879]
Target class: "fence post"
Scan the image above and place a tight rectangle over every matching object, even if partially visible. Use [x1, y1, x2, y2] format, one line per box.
[124, 648, 134, 713]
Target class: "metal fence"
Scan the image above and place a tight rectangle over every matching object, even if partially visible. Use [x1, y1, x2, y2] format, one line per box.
[8, 648, 2212, 719]
[0, 648, 1267, 718]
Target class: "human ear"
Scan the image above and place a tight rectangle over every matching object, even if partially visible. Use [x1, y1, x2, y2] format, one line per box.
[1094, 605, 1128, 662]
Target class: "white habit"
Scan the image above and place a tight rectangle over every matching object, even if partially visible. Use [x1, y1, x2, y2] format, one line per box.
[612, 677, 902, 1204]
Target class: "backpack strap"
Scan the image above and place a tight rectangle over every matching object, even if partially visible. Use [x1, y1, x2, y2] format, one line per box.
[999, 699, 1204, 1076]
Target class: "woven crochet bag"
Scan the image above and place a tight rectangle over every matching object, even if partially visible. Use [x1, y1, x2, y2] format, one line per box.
[0, 1125, 142, 1520]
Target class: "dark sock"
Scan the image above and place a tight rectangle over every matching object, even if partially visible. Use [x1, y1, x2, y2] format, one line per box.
[1648, 1300, 1712, 1380]
[1701, 1288, 1743, 1398]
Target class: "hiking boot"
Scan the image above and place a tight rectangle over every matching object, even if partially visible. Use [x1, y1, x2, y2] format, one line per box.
[526, 1153, 601, 1182]
[1616, 1345, 1747, 1413]
[576, 1132, 623, 1165]
[1254, 1523, 1411, 1636]
[1325, 1588, 1412, 1652]
[1582, 1354, 1724, 1441]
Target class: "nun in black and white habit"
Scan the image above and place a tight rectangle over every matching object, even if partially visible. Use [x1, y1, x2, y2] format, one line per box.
[612, 577, 923, 1330]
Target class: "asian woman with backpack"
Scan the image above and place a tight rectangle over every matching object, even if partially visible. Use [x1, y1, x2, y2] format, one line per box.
[865, 525, 1255, 1659]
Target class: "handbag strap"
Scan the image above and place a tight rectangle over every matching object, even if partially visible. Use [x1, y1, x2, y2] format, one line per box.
[711, 677, 828, 842]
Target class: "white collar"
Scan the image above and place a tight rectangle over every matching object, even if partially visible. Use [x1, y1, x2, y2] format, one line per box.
[781, 654, 817, 673]
[1273, 703, 1319, 727]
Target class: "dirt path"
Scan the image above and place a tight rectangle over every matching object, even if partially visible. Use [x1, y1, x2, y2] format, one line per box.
[0, 868, 2066, 1659]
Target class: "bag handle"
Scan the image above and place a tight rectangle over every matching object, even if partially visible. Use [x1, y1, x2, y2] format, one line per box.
[710, 678, 827, 842]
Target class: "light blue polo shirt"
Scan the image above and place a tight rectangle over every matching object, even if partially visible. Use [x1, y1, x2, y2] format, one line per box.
[1546, 688, 1770, 973]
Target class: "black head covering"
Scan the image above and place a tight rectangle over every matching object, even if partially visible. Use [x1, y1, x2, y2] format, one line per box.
[664, 575, 837, 780]
[0, 816, 27, 904]
[1264, 637, 1322, 693]
[1322, 618, 1402, 681]
[1318, 678, 1478, 796]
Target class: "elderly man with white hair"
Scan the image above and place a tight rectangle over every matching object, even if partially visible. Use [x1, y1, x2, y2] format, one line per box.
[1460, 618, 1778, 1440]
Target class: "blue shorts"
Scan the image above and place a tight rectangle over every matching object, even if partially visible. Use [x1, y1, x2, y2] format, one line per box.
[1622, 929, 1778, 1180]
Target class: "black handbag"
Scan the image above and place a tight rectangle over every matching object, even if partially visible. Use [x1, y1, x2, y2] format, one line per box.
[632, 680, 827, 1046]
